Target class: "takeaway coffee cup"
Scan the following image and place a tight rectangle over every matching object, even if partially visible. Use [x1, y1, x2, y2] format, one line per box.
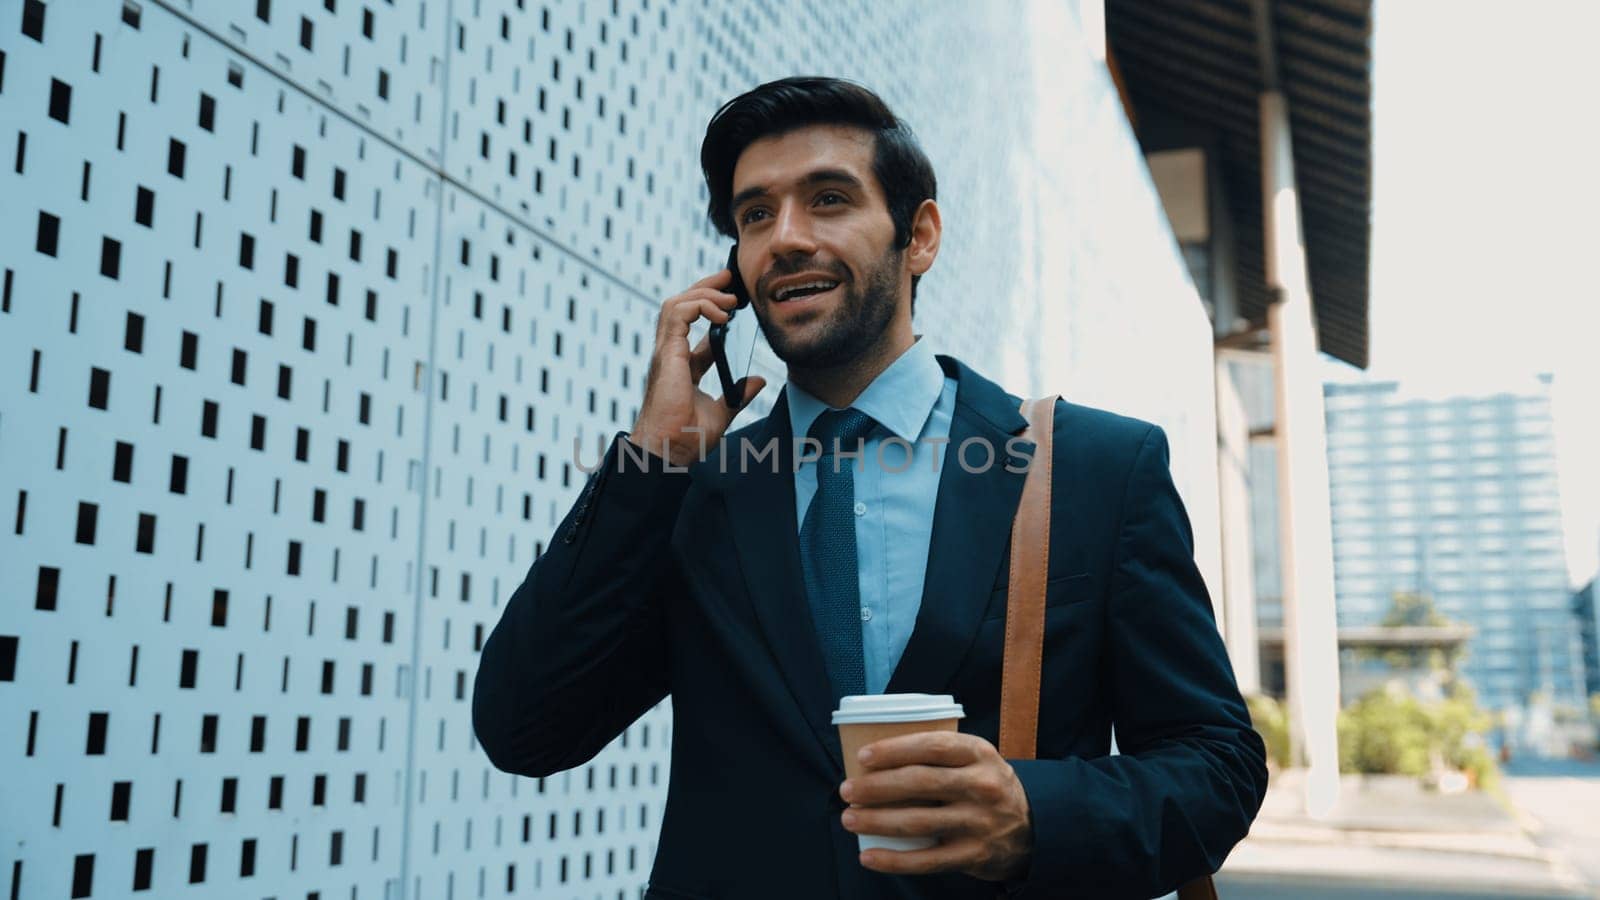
[831, 693, 966, 853]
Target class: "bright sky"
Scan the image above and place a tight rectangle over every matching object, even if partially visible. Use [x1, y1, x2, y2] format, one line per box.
[1327, 0, 1600, 586]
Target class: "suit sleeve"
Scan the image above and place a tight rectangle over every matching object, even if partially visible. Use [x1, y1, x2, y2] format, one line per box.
[1007, 424, 1269, 899]
[471, 433, 688, 778]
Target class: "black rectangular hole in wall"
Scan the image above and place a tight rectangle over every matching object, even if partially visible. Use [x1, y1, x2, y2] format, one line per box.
[111, 781, 131, 820]
[134, 848, 153, 890]
[22, 0, 46, 42]
[201, 401, 218, 438]
[0, 635, 17, 681]
[125, 311, 145, 352]
[71, 853, 93, 898]
[167, 139, 186, 178]
[179, 649, 197, 688]
[86, 711, 108, 755]
[36, 211, 60, 256]
[169, 454, 188, 493]
[100, 237, 121, 279]
[76, 502, 99, 545]
[199, 715, 216, 753]
[295, 716, 310, 751]
[188, 843, 206, 883]
[180, 330, 198, 369]
[89, 368, 110, 409]
[49, 78, 71, 124]
[268, 776, 283, 809]
[135, 186, 154, 226]
[212, 590, 228, 627]
[220, 777, 237, 813]
[135, 513, 155, 553]
[113, 441, 133, 482]
[36, 565, 60, 610]
[198, 93, 215, 131]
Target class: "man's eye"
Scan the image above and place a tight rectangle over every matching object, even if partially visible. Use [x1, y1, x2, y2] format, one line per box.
[818, 192, 846, 205]
[740, 208, 768, 225]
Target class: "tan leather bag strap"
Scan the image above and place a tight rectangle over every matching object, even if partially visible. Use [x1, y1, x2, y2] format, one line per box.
[998, 396, 1054, 760]
[1000, 397, 1219, 900]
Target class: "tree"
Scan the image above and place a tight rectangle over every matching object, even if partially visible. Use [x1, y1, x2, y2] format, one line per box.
[1381, 591, 1452, 628]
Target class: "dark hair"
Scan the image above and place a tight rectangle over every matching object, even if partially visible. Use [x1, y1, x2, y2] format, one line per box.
[700, 77, 937, 302]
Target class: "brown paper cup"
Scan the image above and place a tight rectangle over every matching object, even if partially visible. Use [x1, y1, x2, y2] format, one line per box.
[832, 694, 965, 853]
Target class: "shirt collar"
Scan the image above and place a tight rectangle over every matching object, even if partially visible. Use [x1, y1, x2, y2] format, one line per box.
[785, 336, 945, 443]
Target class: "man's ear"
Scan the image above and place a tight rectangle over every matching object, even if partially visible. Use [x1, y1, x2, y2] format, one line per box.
[906, 199, 941, 277]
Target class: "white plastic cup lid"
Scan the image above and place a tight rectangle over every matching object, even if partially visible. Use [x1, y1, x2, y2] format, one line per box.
[830, 693, 965, 725]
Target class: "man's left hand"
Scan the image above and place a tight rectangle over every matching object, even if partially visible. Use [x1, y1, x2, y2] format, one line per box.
[839, 730, 1032, 881]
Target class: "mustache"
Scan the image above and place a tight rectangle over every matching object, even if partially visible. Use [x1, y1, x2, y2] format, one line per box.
[757, 258, 850, 297]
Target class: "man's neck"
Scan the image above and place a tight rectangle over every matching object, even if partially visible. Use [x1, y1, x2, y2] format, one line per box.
[786, 330, 917, 409]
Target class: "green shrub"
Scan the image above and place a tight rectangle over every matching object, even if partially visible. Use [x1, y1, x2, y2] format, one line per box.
[1336, 681, 1500, 789]
[1246, 694, 1292, 769]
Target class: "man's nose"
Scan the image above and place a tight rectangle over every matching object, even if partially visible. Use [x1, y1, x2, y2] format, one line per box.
[768, 201, 818, 257]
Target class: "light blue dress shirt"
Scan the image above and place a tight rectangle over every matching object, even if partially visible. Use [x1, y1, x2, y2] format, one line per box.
[787, 338, 956, 695]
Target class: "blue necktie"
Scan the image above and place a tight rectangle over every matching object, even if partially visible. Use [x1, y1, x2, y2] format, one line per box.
[800, 408, 878, 703]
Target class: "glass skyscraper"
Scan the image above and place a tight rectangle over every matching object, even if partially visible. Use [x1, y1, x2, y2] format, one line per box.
[1323, 376, 1583, 711]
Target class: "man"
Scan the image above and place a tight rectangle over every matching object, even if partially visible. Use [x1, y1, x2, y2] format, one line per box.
[472, 77, 1267, 899]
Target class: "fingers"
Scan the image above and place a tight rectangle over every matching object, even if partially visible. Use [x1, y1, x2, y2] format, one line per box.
[842, 764, 970, 805]
[858, 731, 989, 772]
[688, 333, 715, 382]
[687, 267, 734, 291]
[725, 375, 767, 411]
[842, 803, 971, 841]
[659, 295, 736, 342]
[858, 836, 987, 876]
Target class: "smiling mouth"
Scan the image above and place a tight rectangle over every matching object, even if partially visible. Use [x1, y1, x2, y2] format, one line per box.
[771, 280, 842, 304]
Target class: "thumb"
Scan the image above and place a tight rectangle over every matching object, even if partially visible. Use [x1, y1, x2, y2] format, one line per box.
[731, 375, 768, 412]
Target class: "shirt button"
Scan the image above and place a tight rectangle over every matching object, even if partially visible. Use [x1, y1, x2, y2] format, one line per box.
[860, 607, 873, 622]
[853, 501, 867, 516]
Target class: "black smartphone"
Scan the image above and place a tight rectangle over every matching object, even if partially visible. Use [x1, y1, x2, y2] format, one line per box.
[710, 244, 752, 408]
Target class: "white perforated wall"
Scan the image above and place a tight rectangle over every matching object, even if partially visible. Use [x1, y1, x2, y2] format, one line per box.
[0, 2, 1219, 899]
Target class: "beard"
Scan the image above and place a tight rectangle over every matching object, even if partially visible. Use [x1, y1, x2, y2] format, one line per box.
[752, 241, 903, 370]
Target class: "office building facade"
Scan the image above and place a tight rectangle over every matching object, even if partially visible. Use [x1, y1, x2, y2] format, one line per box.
[1324, 377, 1583, 711]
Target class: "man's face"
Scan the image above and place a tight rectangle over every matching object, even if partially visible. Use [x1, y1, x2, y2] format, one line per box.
[729, 125, 905, 368]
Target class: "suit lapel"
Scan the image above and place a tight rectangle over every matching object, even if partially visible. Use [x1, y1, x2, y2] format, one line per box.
[886, 356, 1032, 695]
[713, 394, 846, 771]
[706, 358, 1033, 770]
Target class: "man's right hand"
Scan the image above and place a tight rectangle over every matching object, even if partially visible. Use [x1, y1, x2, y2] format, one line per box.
[627, 268, 768, 467]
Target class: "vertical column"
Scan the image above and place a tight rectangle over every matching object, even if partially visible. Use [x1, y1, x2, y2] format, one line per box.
[1214, 360, 1262, 695]
[1261, 90, 1343, 817]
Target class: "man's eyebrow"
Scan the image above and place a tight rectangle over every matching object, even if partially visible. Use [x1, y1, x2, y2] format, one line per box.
[729, 169, 866, 217]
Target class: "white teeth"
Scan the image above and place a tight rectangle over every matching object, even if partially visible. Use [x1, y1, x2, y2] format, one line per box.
[775, 280, 839, 302]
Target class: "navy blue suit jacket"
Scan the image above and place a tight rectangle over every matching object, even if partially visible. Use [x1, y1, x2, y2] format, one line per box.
[472, 355, 1267, 899]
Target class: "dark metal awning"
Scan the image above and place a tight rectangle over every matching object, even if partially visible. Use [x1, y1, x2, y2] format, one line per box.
[1107, 0, 1373, 368]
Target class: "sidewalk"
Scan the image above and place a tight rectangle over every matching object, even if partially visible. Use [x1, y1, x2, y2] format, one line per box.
[1217, 770, 1595, 898]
